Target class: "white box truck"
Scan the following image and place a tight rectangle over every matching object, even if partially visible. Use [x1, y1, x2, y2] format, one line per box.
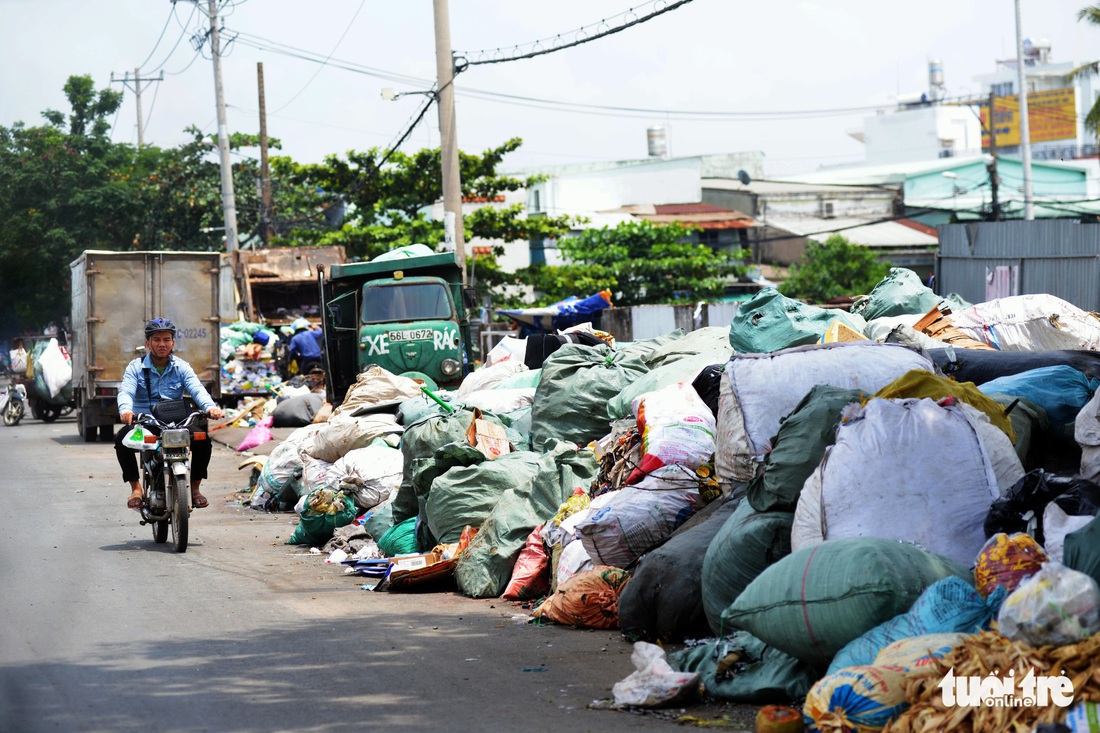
[70, 251, 221, 441]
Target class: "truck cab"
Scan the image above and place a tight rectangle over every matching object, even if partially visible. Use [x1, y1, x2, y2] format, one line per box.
[321, 245, 476, 401]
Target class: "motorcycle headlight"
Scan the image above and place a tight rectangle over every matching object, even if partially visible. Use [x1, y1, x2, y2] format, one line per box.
[161, 428, 191, 449]
[440, 358, 460, 377]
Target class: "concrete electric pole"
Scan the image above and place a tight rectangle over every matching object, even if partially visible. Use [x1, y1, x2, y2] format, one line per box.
[109, 68, 163, 147]
[207, 0, 239, 253]
[257, 62, 275, 245]
[1014, 0, 1035, 220]
[432, 0, 467, 284]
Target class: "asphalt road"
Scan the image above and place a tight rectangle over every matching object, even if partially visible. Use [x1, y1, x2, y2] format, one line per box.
[0, 415, 753, 733]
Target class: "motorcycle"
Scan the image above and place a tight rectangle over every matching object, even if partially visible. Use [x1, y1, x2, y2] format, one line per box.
[128, 410, 207, 553]
[1, 383, 27, 426]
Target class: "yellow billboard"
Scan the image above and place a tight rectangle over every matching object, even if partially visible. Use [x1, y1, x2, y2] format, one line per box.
[980, 87, 1077, 147]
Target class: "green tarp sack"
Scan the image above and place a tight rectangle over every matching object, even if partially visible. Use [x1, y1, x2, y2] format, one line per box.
[722, 537, 972, 669]
[669, 631, 817, 704]
[424, 449, 545, 544]
[392, 409, 498, 524]
[1064, 514, 1100, 588]
[454, 441, 598, 599]
[377, 515, 419, 557]
[701, 498, 794, 635]
[285, 490, 357, 546]
[530, 344, 649, 449]
[727, 288, 867, 354]
[641, 326, 733, 370]
[746, 385, 865, 513]
[850, 267, 946, 320]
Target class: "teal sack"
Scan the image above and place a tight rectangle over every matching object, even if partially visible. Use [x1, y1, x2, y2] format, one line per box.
[850, 267, 946, 320]
[377, 516, 419, 557]
[669, 632, 816, 704]
[728, 288, 866, 354]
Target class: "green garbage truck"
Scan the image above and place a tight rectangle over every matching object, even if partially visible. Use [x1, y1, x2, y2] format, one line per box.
[319, 245, 478, 402]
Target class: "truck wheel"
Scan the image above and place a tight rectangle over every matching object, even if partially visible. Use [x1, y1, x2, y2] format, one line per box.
[79, 413, 96, 442]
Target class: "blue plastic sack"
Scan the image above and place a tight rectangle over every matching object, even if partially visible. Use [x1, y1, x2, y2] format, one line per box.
[978, 365, 1100, 436]
[827, 576, 1006, 673]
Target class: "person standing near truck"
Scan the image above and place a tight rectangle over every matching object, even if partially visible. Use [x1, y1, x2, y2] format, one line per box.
[114, 319, 224, 510]
[287, 318, 323, 375]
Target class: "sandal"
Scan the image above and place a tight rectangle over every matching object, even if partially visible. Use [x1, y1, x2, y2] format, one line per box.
[127, 494, 144, 509]
[191, 493, 209, 509]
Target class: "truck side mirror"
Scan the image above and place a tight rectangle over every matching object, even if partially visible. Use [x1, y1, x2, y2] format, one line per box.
[462, 287, 480, 310]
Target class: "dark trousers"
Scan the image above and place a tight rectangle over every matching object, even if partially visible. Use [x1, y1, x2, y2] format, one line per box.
[114, 424, 211, 484]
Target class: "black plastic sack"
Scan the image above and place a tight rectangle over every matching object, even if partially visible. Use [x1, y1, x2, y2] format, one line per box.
[985, 469, 1100, 544]
[691, 364, 723, 419]
[272, 394, 324, 427]
[617, 496, 738, 643]
[930, 348, 1100, 386]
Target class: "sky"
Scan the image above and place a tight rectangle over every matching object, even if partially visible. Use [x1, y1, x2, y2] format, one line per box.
[1, 0, 1096, 177]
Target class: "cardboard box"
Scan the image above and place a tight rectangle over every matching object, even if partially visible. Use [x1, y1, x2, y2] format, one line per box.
[466, 408, 510, 460]
[388, 553, 435, 573]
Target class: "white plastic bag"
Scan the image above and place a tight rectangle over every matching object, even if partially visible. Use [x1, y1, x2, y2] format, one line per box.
[609, 642, 699, 708]
[997, 562, 1100, 646]
[38, 338, 72, 399]
[628, 381, 716, 492]
[121, 425, 156, 450]
[333, 443, 402, 510]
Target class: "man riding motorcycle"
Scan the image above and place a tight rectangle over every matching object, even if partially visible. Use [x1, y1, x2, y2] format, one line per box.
[114, 318, 224, 510]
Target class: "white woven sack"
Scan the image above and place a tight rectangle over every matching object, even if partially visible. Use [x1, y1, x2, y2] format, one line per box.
[790, 397, 1023, 567]
[714, 342, 934, 485]
[456, 359, 528, 397]
[950, 294, 1100, 351]
[459, 387, 535, 415]
[1076, 389, 1100, 484]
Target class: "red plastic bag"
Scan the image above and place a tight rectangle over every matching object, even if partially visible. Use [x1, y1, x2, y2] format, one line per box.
[502, 525, 550, 600]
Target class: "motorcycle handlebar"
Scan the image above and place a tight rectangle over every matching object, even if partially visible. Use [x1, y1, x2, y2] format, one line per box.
[134, 410, 207, 430]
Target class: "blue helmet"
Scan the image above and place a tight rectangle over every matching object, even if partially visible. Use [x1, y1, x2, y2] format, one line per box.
[144, 318, 177, 339]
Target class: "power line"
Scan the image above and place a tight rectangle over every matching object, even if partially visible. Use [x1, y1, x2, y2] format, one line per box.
[147, 2, 199, 74]
[270, 0, 366, 115]
[137, 7, 175, 70]
[142, 81, 161, 138]
[456, 0, 696, 68]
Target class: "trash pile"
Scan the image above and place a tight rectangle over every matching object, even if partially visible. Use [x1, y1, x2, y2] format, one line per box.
[220, 320, 282, 395]
[245, 267, 1100, 731]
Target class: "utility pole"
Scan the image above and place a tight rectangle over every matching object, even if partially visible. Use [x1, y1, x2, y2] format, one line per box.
[987, 92, 1002, 221]
[432, 0, 467, 284]
[207, 0, 239, 253]
[1014, 0, 1035, 219]
[109, 68, 163, 146]
[257, 62, 275, 245]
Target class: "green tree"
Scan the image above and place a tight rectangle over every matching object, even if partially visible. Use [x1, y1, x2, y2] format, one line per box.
[272, 138, 576, 262]
[0, 75, 155, 330]
[511, 220, 748, 307]
[778, 235, 891, 303]
[1068, 6, 1100, 146]
[135, 127, 271, 251]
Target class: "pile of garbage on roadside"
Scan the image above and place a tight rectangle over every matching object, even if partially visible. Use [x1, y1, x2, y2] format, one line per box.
[238, 267, 1100, 732]
[220, 320, 283, 395]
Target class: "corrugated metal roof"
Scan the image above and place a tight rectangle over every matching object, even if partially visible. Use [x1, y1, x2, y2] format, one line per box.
[703, 178, 891, 195]
[764, 214, 939, 247]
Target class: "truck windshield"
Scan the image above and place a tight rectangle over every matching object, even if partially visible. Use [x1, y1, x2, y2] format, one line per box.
[361, 282, 452, 324]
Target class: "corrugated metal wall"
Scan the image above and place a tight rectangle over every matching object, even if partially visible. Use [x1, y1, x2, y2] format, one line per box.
[601, 302, 740, 342]
[936, 221, 1100, 311]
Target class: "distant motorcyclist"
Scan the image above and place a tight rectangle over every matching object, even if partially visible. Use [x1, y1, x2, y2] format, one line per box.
[115, 319, 224, 510]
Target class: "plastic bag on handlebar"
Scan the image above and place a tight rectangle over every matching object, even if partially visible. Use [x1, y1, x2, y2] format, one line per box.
[152, 399, 192, 425]
[122, 425, 156, 450]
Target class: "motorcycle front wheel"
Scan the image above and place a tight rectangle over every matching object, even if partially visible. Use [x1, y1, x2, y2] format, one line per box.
[3, 404, 22, 426]
[149, 474, 168, 543]
[171, 475, 189, 553]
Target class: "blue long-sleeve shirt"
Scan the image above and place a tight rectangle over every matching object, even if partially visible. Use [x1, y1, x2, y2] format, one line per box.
[117, 354, 216, 415]
[288, 329, 322, 361]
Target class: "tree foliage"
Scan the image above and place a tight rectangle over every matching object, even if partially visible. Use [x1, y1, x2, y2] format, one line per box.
[1068, 5, 1100, 141]
[507, 220, 748, 307]
[778, 234, 892, 303]
[271, 137, 577, 262]
[0, 75, 151, 330]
